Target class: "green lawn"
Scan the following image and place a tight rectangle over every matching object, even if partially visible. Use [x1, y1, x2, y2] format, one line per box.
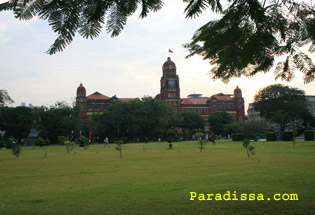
[0, 140, 314, 215]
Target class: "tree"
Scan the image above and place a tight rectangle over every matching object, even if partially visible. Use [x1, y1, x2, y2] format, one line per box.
[2, 1, 313, 83]
[115, 139, 123, 158]
[184, 0, 315, 83]
[177, 111, 206, 139]
[253, 84, 310, 133]
[244, 120, 268, 135]
[208, 111, 234, 136]
[195, 132, 207, 152]
[94, 97, 173, 141]
[35, 137, 47, 148]
[37, 102, 78, 144]
[242, 139, 255, 158]
[11, 144, 22, 159]
[0, 0, 163, 54]
[64, 141, 75, 154]
[0, 106, 33, 143]
[0, 89, 14, 106]
[166, 129, 177, 149]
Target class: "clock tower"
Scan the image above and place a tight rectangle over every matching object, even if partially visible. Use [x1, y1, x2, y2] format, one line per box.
[160, 57, 181, 112]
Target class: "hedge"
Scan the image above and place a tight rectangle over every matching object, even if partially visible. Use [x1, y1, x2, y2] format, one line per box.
[282, 132, 293, 141]
[231, 133, 246, 141]
[304, 130, 315, 141]
[265, 132, 276, 141]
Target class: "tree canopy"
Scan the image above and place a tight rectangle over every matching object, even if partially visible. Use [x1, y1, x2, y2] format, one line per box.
[177, 111, 206, 139]
[0, 0, 163, 54]
[1, 1, 314, 82]
[0, 89, 14, 106]
[184, 0, 315, 83]
[92, 96, 174, 141]
[253, 84, 312, 132]
[0, 106, 33, 143]
[208, 111, 234, 135]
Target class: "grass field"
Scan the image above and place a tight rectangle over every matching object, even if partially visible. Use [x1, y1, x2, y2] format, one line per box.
[0, 140, 314, 215]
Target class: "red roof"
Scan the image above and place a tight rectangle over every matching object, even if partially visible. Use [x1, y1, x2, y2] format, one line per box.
[163, 57, 176, 67]
[77, 83, 86, 92]
[210, 93, 234, 101]
[234, 86, 242, 94]
[181, 98, 208, 105]
[87, 92, 110, 100]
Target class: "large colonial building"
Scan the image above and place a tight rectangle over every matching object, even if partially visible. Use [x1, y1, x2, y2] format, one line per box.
[76, 57, 245, 122]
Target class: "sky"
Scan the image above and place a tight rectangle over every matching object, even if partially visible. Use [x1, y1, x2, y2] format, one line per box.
[0, 0, 314, 113]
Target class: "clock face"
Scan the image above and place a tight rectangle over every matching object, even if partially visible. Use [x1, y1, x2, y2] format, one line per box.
[169, 80, 175, 87]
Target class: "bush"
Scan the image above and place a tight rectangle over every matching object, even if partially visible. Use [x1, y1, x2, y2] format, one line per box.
[282, 132, 293, 141]
[304, 130, 315, 141]
[12, 145, 22, 159]
[58, 136, 67, 145]
[35, 137, 47, 147]
[231, 133, 246, 141]
[265, 132, 276, 141]
[65, 141, 75, 154]
[79, 136, 89, 147]
[6, 139, 13, 149]
[0, 141, 6, 149]
[119, 137, 128, 144]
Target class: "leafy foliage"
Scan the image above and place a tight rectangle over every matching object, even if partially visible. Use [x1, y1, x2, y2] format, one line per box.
[1, 0, 314, 82]
[0, 0, 163, 54]
[304, 130, 314, 141]
[0, 89, 14, 105]
[58, 136, 67, 145]
[253, 84, 311, 132]
[232, 133, 246, 141]
[115, 139, 123, 158]
[265, 132, 276, 141]
[35, 137, 47, 147]
[0, 106, 33, 142]
[64, 141, 75, 154]
[11, 144, 22, 159]
[195, 132, 207, 152]
[177, 111, 206, 139]
[208, 111, 234, 135]
[92, 97, 173, 141]
[242, 139, 255, 158]
[36, 102, 78, 144]
[79, 135, 89, 148]
[184, 0, 315, 83]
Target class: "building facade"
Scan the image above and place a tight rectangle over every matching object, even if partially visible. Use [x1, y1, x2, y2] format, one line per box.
[76, 57, 245, 122]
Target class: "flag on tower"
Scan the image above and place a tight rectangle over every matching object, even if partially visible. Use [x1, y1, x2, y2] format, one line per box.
[168, 49, 173, 53]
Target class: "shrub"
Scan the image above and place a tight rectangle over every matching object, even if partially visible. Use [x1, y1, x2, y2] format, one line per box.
[79, 136, 89, 148]
[58, 136, 67, 145]
[35, 137, 47, 147]
[195, 132, 207, 152]
[6, 139, 13, 149]
[304, 130, 315, 141]
[115, 140, 123, 158]
[0, 141, 6, 149]
[231, 133, 246, 141]
[65, 141, 75, 154]
[242, 139, 255, 158]
[265, 132, 276, 141]
[282, 132, 293, 141]
[12, 145, 22, 159]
